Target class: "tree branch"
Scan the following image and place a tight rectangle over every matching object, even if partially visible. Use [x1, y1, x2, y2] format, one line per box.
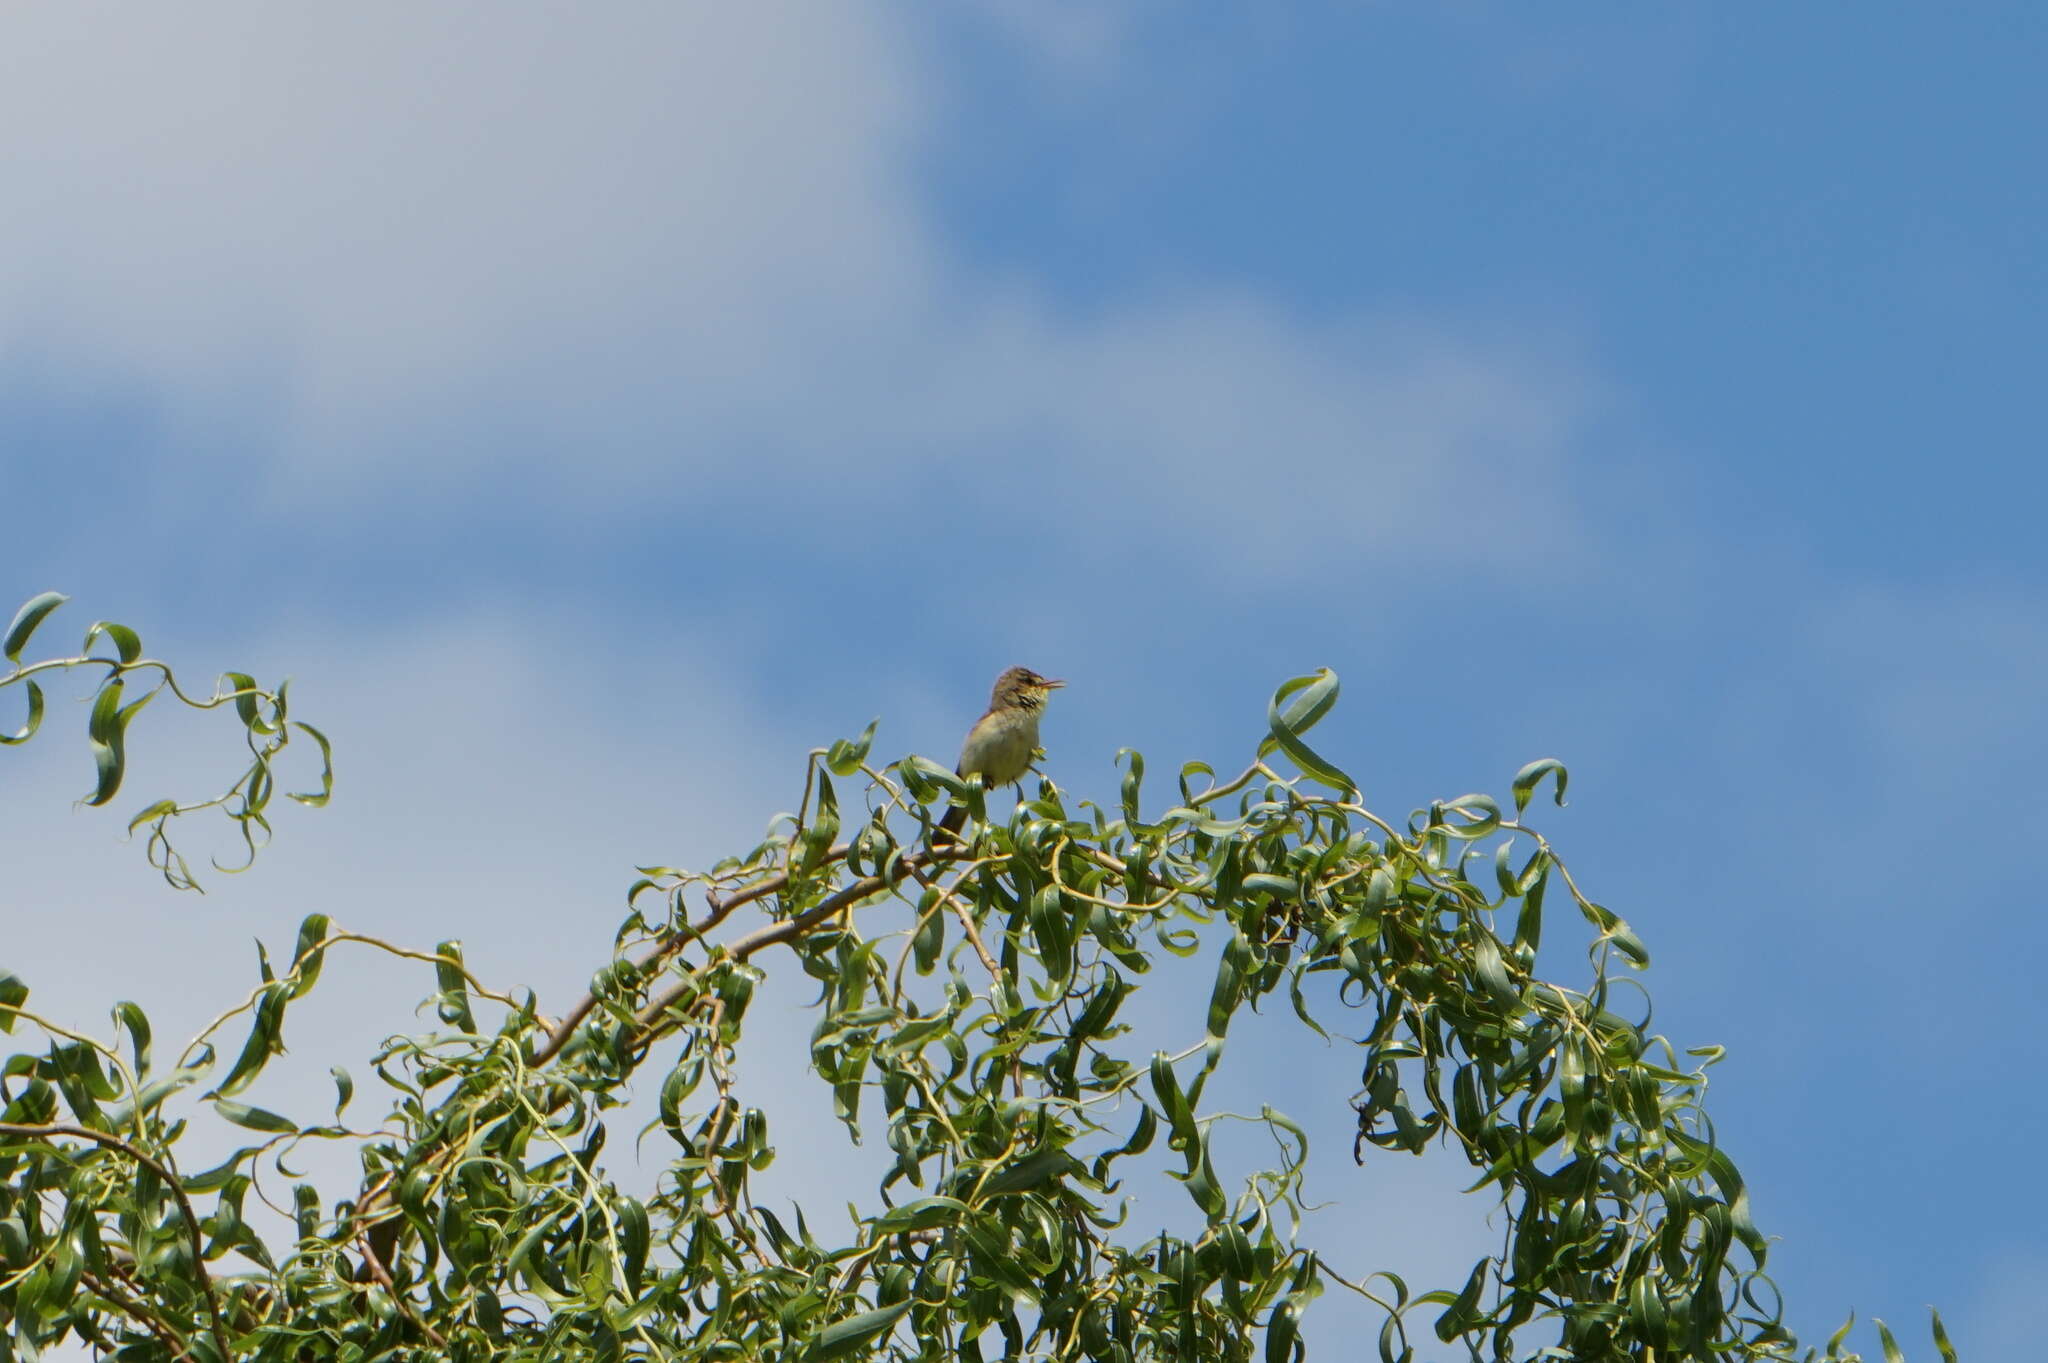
[536, 840, 960, 1065]
[356, 1227, 448, 1349]
[80, 1267, 198, 1363]
[627, 848, 946, 1043]
[0, 1123, 233, 1362]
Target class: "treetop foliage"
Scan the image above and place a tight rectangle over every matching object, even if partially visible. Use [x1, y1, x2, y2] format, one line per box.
[0, 593, 1953, 1362]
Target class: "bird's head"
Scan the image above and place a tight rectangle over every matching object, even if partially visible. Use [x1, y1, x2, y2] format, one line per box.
[992, 666, 1064, 709]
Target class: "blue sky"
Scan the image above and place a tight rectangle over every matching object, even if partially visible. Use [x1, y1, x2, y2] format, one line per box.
[4, 4, 2043, 1357]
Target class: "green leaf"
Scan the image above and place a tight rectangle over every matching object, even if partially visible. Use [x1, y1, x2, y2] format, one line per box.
[980, 1149, 1081, 1198]
[1666, 1128, 1766, 1257]
[617, 1195, 651, 1294]
[1471, 935, 1518, 1008]
[1432, 1258, 1489, 1342]
[104, 1069, 204, 1129]
[1069, 968, 1128, 1043]
[1629, 1274, 1668, 1343]
[911, 902, 945, 976]
[290, 914, 331, 998]
[287, 722, 335, 807]
[1930, 1308, 1957, 1363]
[113, 1001, 152, 1073]
[435, 941, 477, 1033]
[1150, 1053, 1197, 1149]
[1206, 933, 1248, 1040]
[124, 797, 178, 833]
[0, 969, 26, 1033]
[800, 772, 841, 876]
[83, 619, 143, 665]
[1260, 670, 1355, 793]
[210, 1098, 300, 1134]
[50, 1042, 115, 1120]
[0, 678, 44, 746]
[1513, 866, 1548, 954]
[1511, 758, 1569, 813]
[806, 1299, 912, 1361]
[1435, 793, 1501, 840]
[1030, 885, 1074, 983]
[1607, 920, 1651, 968]
[83, 678, 140, 806]
[1119, 747, 1146, 823]
[221, 671, 274, 735]
[1266, 1299, 1302, 1363]
[1173, 1140, 1227, 1220]
[506, 1206, 567, 1287]
[824, 720, 878, 777]
[2, 591, 68, 662]
[1096, 1103, 1157, 1174]
[873, 1196, 969, 1233]
[182, 1147, 260, 1192]
[217, 984, 288, 1096]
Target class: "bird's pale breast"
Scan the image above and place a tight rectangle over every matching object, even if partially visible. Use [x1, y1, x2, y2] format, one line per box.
[959, 708, 1040, 787]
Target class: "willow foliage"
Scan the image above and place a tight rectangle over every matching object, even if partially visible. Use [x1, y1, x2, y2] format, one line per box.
[0, 593, 1952, 1362]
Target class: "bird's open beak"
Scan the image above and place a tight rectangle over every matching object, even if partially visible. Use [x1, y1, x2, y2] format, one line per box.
[1041, 678, 1066, 690]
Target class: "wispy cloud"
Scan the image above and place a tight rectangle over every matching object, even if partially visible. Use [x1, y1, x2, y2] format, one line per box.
[0, 2, 928, 452]
[0, 1, 1602, 584]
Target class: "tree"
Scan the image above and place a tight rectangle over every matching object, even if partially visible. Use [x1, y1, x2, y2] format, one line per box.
[0, 592, 1953, 1362]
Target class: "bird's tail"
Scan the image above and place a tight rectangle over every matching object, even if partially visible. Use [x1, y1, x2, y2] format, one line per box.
[934, 802, 968, 846]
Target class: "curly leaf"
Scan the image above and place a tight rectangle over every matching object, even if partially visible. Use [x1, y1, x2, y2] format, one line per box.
[0, 678, 45, 746]
[1260, 669, 1355, 792]
[2, 591, 68, 662]
[1511, 758, 1569, 813]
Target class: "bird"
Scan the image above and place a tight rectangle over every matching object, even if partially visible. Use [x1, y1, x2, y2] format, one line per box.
[934, 666, 1064, 844]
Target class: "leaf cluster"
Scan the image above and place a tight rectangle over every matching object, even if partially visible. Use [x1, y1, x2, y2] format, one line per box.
[0, 604, 1957, 1361]
[1, 592, 332, 890]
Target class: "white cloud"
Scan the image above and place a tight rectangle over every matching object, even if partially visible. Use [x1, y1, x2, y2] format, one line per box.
[928, 294, 1594, 563]
[0, 1, 929, 463]
[0, 1, 1599, 570]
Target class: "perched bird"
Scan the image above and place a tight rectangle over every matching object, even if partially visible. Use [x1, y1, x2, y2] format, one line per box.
[935, 666, 1065, 844]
